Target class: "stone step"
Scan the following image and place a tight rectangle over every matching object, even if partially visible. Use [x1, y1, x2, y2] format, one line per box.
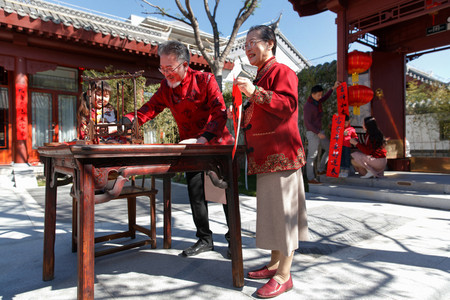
[309, 183, 450, 210]
[318, 173, 449, 194]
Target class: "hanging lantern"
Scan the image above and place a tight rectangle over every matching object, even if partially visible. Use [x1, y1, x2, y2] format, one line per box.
[348, 50, 372, 84]
[348, 85, 374, 115]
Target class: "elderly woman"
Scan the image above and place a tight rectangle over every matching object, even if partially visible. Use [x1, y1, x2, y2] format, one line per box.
[234, 25, 309, 298]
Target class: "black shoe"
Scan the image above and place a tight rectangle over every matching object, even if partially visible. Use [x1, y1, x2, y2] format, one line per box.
[182, 240, 214, 257]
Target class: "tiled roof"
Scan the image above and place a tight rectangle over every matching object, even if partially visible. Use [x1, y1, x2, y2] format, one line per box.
[0, 0, 164, 45]
[406, 65, 448, 86]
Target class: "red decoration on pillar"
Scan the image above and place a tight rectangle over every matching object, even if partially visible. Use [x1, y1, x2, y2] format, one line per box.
[326, 114, 345, 178]
[15, 83, 28, 140]
[337, 82, 349, 116]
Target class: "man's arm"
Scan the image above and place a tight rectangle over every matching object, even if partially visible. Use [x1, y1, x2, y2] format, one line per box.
[320, 81, 340, 103]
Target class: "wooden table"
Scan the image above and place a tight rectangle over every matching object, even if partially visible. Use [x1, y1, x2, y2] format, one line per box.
[38, 144, 244, 299]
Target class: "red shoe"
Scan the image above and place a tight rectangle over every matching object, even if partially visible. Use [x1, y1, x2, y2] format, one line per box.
[248, 265, 277, 279]
[256, 275, 293, 298]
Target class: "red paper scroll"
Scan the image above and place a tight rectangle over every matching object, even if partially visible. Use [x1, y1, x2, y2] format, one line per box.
[326, 114, 345, 178]
[337, 82, 349, 117]
[231, 82, 242, 160]
[15, 83, 28, 140]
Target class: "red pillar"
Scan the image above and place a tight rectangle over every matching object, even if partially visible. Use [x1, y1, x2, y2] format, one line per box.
[14, 57, 28, 164]
[335, 8, 348, 83]
[371, 51, 409, 171]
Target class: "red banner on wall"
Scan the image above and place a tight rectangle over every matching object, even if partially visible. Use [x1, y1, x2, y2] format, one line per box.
[15, 83, 28, 140]
[231, 82, 242, 160]
[337, 82, 349, 117]
[326, 114, 345, 178]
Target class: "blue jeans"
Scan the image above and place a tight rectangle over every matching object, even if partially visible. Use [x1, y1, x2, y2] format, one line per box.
[340, 146, 351, 170]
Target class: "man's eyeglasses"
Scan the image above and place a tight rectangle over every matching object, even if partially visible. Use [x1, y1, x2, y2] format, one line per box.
[158, 62, 185, 74]
[243, 40, 263, 51]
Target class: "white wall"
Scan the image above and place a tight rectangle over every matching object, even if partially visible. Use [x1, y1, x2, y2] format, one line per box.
[406, 113, 450, 152]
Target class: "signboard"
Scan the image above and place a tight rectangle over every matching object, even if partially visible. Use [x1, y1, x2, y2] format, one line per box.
[426, 23, 448, 35]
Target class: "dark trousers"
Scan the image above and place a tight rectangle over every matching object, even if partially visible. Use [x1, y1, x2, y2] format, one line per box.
[341, 146, 351, 170]
[186, 171, 230, 245]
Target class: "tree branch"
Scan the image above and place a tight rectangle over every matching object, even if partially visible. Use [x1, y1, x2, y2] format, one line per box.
[140, 0, 191, 26]
[218, 0, 259, 66]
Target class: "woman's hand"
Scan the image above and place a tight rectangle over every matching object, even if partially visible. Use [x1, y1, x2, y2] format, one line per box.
[350, 138, 358, 146]
[234, 77, 255, 97]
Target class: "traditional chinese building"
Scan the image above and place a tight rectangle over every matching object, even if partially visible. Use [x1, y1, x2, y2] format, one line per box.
[288, 0, 450, 172]
[0, 0, 231, 166]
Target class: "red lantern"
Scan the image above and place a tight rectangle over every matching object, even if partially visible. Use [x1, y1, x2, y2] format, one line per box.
[348, 85, 373, 115]
[348, 50, 372, 84]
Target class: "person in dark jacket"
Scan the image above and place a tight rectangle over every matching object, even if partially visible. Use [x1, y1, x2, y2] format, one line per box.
[303, 81, 339, 184]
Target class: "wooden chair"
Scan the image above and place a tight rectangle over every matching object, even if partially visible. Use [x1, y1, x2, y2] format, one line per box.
[71, 175, 158, 257]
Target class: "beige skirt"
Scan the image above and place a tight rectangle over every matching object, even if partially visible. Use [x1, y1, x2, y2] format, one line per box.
[256, 168, 309, 256]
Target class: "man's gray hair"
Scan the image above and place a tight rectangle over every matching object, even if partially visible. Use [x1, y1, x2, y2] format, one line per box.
[157, 40, 191, 64]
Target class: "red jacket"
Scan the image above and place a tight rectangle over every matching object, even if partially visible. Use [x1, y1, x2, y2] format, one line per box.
[243, 57, 306, 175]
[356, 134, 387, 158]
[343, 125, 358, 147]
[126, 68, 233, 145]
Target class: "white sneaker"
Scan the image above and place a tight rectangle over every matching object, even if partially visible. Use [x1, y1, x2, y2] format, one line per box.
[360, 171, 374, 179]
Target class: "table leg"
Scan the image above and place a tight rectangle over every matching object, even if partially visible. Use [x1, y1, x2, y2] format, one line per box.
[227, 157, 244, 288]
[43, 157, 57, 281]
[163, 175, 172, 249]
[77, 164, 95, 300]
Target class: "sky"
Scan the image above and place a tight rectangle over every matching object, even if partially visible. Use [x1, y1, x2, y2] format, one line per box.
[47, 0, 449, 83]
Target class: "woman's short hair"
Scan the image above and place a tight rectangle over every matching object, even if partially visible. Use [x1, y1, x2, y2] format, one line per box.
[157, 40, 191, 64]
[248, 25, 277, 55]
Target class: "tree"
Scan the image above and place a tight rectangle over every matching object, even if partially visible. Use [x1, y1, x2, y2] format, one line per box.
[140, 0, 259, 89]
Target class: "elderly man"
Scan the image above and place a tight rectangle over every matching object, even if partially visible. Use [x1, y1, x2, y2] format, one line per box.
[123, 40, 233, 257]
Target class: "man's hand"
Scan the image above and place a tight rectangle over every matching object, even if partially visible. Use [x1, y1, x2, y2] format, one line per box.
[333, 81, 340, 90]
[318, 132, 326, 139]
[350, 138, 358, 146]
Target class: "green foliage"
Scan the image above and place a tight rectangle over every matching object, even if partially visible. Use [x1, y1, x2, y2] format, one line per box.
[297, 60, 338, 142]
[82, 67, 180, 143]
[222, 81, 234, 107]
[406, 80, 450, 115]
[138, 83, 180, 144]
[406, 80, 450, 141]
[82, 66, 147, 116]
[144, 105, 180, 144]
